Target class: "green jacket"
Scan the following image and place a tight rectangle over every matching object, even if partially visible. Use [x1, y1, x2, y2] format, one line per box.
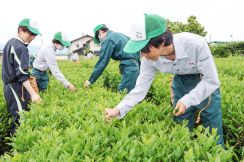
[89, 30, 140, 84]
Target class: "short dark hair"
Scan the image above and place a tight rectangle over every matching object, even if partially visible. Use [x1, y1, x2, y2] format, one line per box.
[18, 26, 37, 36]
[52, 39, 62, 45]
[95, 25, 109, 39]
[141, 29, 173, 53]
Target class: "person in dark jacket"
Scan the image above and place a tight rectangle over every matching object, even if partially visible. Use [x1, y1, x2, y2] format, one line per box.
[1, 18, 42, 135]
[84, 24, 140, 93]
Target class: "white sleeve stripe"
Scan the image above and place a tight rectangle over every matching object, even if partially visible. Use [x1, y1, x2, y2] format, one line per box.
[9, 85, 23, 112]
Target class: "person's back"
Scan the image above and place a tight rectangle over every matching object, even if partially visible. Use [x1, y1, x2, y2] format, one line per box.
[104, 31, 136, 60]
[102, 31, 140, 61]
[33, 43, 57, 71]
[2, 38, 28, 84]
[84, 24, 140, 93]
[174, 32, 207, 49]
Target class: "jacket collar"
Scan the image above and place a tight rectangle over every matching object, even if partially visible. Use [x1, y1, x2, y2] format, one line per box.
[15, 36, 29, 46]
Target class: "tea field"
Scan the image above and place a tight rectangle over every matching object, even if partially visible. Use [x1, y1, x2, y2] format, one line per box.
[0, 56, 243, 161]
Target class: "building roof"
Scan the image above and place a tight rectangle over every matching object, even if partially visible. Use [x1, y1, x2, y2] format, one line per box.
[71, 34, 93, 43]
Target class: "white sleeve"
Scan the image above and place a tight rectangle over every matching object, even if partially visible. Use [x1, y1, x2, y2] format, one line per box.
[179, 42, 220, 109]
[116, 59, 157, 119]
[45, 51, 70, 88]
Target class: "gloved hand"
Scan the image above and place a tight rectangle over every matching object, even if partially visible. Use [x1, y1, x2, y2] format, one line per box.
[29, 76, 39, 94]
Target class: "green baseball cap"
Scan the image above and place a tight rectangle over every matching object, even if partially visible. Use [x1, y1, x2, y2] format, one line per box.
[53, 32, 71, 47]
[19, 18, 41, 35]
[93, 24, 106, 44]
[123, 14, 167, 54]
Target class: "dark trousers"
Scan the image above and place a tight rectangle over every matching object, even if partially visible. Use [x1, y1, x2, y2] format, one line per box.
[3, 82, 30, 135]
[118, 59, 140, 93]
[32, 68, 49, 92]
[172, 74, 224, 147]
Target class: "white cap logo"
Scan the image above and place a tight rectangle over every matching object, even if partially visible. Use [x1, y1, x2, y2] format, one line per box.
[135, 32, 143, 39]
[130, 15, 146, 41]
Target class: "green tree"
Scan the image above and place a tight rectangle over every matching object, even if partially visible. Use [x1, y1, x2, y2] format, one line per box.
[167, 21, 185, 33]
[168, 15, 207, 36]
[184, 16, 207, 36]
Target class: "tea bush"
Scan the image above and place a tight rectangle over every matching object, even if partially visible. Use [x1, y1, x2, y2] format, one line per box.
[0, 56, 243, 161]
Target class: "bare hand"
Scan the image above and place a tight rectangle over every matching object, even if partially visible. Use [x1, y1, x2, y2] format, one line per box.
[68, 84, 76, 92]
[173, 101, 186, 116]
[84, 80, 91, 88]
[104, 108, 120, 122]
[31, 93, 42, 104]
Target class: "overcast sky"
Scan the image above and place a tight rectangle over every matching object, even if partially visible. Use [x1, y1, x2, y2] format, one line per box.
[0, 0, 243, 46]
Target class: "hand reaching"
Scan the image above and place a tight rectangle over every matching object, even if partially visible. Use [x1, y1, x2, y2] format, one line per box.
[68, 83, 77, 92]
[84, 80, 91, 88]
[104, 108, 120, 122]
[173, 101, 186, 116]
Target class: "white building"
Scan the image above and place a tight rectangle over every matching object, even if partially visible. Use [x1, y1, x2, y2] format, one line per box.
[69, 34, 100, 56]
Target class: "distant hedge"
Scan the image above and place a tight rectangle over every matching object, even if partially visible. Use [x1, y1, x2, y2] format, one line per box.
[209, 41, 244, 57]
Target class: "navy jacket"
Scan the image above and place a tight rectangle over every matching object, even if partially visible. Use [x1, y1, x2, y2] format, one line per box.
[2, 38, 30, 84]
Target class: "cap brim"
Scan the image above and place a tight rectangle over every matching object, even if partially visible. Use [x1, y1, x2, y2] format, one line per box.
[27, 26, 41, 35]
[60, 40, 71, 47]
[123, 39, 150, 54]
[93, 37, 100, 44]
